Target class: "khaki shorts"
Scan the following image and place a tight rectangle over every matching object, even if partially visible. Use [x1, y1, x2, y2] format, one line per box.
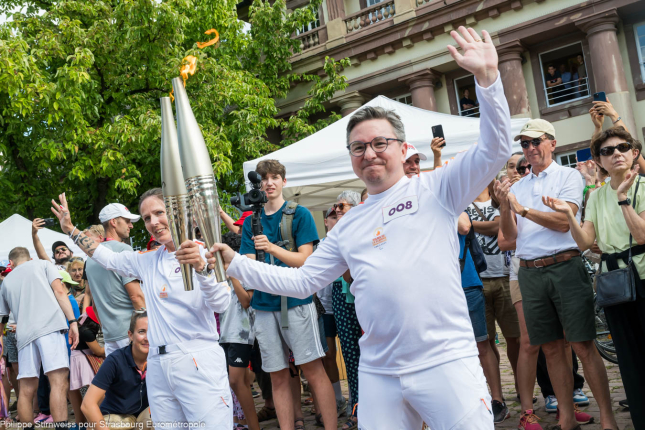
[510, 279, 522, 304]
[103, 409, 153, 429]
[482, 277, 521, 340]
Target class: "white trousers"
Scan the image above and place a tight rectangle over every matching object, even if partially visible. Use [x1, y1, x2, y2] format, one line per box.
[104, 338, 131, 357]
[358, 356, 494, 430]
[147, 339, 232, 430]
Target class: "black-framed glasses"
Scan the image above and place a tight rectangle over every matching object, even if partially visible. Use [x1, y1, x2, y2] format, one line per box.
[334, 202, 354, 211]
[519, 137, 545, 149]
[347, 137, 402, 157]
[599, 142, 632, 157]
[516, 164, 531, 175]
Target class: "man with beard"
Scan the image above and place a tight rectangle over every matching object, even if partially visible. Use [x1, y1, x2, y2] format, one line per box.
[32, 219, 73, 269]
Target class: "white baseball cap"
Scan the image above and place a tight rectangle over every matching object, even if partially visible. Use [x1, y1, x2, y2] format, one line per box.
[404, 143, 427, 161]
[99, 203, 141, 223]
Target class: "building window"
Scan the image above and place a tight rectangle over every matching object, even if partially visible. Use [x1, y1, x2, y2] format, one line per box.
[394, 93, 412, 105]
[296, 9, 320, 35]
[635, 22, 645, 81]
[539, 42, 590, 107]
[454, 75, 479, 117]
[557, 151, 577, 168]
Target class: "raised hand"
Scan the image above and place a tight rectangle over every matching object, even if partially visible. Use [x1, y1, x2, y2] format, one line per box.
[32, 218, 46, 235]
[176, 240, 206, 272]
[447, 27, 498, 88]
[51, 193, 74, 234]
[430, 137, 445, 155]
[542, 196, 573, 215]
[494, 179, 512, 207]
[616, 165, 640, 201]
[575, 161, 596, 186]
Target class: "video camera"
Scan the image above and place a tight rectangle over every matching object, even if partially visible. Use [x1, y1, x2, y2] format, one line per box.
[230, 171, 268, 262]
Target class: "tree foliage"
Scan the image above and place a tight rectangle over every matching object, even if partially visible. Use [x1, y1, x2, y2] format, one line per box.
[0, 0, 349, 245]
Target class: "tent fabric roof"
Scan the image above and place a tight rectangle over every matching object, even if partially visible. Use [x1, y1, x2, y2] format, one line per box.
[0, 214, 86, 262]
[244, 95, 529, 211]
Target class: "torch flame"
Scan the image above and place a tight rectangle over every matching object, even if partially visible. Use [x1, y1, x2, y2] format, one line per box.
[196, 29, 220, 49]
[180, 55, 198, 87]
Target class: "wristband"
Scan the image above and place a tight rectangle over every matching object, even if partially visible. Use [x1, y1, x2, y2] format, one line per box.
[613, 116, 621, 124]
[583, 185, 596, 196]
[68, 226, 77, 238]
[68, 319, 78, 325]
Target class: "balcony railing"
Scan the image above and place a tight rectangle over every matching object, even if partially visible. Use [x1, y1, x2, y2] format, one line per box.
[294, 26, 327, 52]
[544, 77, 590, 107]
[344, 0, 396, 33]
[459, 106, 480, 117]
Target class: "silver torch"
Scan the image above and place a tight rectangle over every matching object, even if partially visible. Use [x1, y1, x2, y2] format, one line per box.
[172, 77, 227, 282]
[160, 97, 195, 291]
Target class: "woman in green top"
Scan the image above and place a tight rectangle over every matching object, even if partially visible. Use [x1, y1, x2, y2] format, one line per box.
[544, 126, 645, 428]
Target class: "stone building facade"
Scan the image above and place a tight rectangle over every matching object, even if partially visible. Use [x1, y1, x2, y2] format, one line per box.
[273, 0, 645, 166]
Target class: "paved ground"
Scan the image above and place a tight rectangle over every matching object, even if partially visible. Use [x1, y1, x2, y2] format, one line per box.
[250, 336, 634, 430]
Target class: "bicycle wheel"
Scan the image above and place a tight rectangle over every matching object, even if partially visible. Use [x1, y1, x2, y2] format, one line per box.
[594, 301, 618, 364]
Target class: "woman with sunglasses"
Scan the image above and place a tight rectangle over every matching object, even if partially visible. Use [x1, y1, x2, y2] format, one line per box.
[544, 127, 645, 428]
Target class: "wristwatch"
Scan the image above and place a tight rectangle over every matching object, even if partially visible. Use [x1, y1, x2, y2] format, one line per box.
[618, 198, 631, 206]
[197, 265, 213, 277]
[520, 207, 530, 217]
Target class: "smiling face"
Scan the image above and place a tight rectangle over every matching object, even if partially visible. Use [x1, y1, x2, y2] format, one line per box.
[521, 134, 556, 171]
[54, 246, 72, 264]
[129, 317, 149, 356]
[349, 119, 406, 194]
[404, 154, 421, 177]
[140, 196, 173, 248]
[506, 154, 522, 183]
[68, 261, 84, 282]
[597, 136, 638, 176]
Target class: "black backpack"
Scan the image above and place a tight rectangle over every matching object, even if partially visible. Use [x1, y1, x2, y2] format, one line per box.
[460, 214, 488, 274]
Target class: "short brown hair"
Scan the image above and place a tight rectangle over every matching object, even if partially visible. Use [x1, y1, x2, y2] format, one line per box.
[138, 188, 163, 214]
[8, 247, 29, 264]
[346, 106, 405, 145]
[591, 126, 642, 175]
[129, 310, 147, 333]
[256, 160, 286, 180]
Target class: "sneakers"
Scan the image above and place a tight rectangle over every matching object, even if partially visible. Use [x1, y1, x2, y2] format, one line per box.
[492, 400, 510, 424]
[34, 413, 53, 423]
[618, 398, 629, 408]
[518, 409, 543, 430]
[572, 388, 589, 406]
[545, 395, 558, 413]
[336, 397, 348, 417]
[556, 406, 595, 425]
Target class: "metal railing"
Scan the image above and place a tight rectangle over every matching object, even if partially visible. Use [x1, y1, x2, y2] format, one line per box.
[544, 77, 590, 107]
[459, 106, 480, 117]
[344, 0, 395, 33]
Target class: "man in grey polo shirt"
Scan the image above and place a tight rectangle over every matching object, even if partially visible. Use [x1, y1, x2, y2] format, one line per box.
[497, 119, 617, 430]
[85, 203, 145, 356]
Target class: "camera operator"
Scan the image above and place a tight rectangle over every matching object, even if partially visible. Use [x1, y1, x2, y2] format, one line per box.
[238, 160, 336, 430]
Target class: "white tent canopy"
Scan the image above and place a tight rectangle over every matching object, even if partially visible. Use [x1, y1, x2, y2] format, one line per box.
[244, 96, 529, 211]
[0, 214, 85, 262]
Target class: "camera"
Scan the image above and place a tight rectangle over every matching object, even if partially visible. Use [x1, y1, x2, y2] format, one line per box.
[230, 171, 268, 211]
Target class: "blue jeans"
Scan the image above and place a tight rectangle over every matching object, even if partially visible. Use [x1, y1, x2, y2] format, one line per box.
[463, 286, 488, 342]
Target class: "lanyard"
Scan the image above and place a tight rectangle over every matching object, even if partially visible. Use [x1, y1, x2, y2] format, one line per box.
[135, 362, 147, 380]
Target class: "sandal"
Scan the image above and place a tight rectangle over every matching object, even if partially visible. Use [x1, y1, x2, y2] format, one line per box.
[342, 417, 357, 430]
[295, 418, 305, 430]
[315, 413, 323, 426]
[256, 406, 277, 422]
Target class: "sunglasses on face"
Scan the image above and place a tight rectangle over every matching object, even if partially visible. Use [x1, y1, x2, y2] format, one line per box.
[516, 164, 531, 175]
[334, 203, 353, 211]
[55, 247, 69, 254]
[519, 137, 544, 149]
[347, 137, 402, 157]
[599, 142, 632, 157]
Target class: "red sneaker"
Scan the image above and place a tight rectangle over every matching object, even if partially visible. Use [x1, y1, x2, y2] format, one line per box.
[556, 406, 595, 424]
[518, 409, 543, 430]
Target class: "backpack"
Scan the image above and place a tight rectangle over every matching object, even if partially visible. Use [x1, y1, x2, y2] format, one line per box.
[277, 201, 319, 252]
[459, 213, 488, 274]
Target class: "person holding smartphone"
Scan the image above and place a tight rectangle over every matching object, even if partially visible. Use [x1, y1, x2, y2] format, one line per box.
[32, 218, 74, 269]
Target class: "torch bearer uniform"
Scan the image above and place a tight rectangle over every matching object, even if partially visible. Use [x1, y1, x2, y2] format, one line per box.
[227, 76, 511, 430]
[91, 242, 232, 430]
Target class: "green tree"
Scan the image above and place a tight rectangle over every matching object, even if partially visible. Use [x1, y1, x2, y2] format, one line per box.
[0, 0, 349, 245]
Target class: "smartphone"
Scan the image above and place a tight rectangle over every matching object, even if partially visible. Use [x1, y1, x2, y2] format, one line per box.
[432, 125, 446, 148]
[576, 148, 592, 162]
[593, 92, 607, 102]
[42, 218, 57, 227]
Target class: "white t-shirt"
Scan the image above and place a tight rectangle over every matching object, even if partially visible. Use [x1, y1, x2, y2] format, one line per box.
[219, 280, 255, 345]
[92, 243, 231, 349]
[228, 75, 512, 375]
[0, 260, 67, 350]
[467, 200, 509, 278]
[510, 161, 584, 260]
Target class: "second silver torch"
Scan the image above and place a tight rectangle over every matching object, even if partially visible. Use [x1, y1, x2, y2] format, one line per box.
[160, 97, 195, 291]
[172, 77, 227, 282]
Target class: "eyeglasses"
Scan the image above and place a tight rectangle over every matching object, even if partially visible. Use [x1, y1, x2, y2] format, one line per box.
[516, 164, 531, 175]
[347, 137, 402, 157]
[519, 137, 545, 149]
[55, 247, 69, 254]
[599, 142, 632, 157]
[334, 203, 353, 211]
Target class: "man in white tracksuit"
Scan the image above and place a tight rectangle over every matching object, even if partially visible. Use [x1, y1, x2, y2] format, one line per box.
[208, 27, 511, 429]
[51, 189, 232, 429]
